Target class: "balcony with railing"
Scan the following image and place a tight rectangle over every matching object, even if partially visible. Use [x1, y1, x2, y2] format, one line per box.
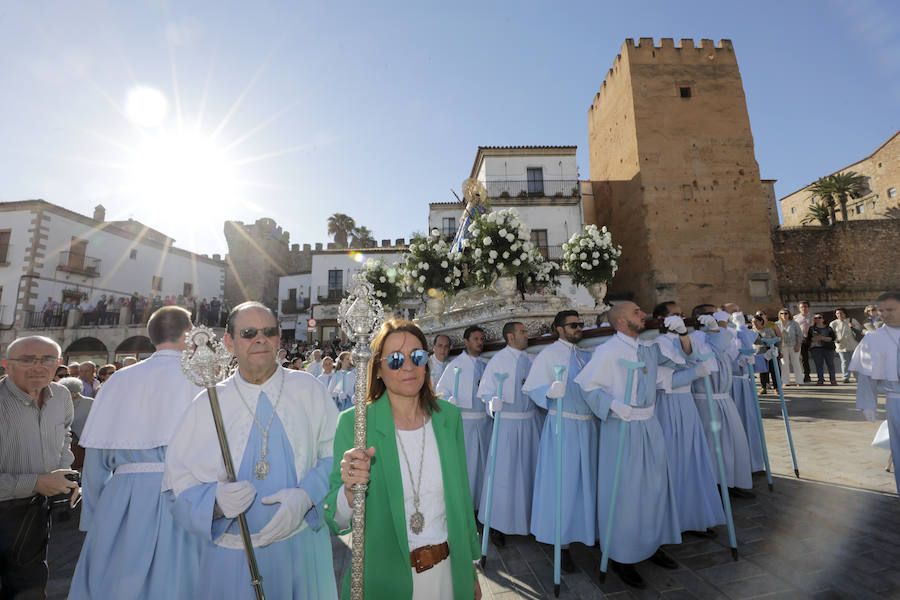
[281, 298, 311, 314]
[535, 245, 564, 261]
[57, 251, 101, 277]
[317, 285, 345, 302]
[484, 179, 579, 199]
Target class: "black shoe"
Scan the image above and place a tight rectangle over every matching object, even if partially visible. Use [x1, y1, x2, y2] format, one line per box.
[684, 528, 717, 539]
[561, 548, 577, 573]
[489, 529, 506, 548]
[649, 548, 678, 569]
[729, 487, 756, 499]
[803, 376, 811, 383]
[610, 561, 645, 589]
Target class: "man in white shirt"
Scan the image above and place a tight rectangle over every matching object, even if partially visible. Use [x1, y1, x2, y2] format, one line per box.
[429, 334, 451, 390]
[435, 326, 490, 509]
[794, 301, 814, 383]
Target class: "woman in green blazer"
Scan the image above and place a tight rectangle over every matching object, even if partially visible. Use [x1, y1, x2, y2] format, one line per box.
[324, 319, 482, 599]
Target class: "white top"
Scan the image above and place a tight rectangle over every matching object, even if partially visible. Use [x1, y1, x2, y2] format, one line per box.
[477, 345, 531, 405]
[575, 333, 640, 401]
[429, 355, 449, 390]
[523, 339, 587, 392]
[162, 367, 338, 495]
[654, 334, 687, 394]
[79, 350, 201, 449]
[850, 326, 900, 382]
[435, 352, 487, 409]
[396, 420, 448, 548]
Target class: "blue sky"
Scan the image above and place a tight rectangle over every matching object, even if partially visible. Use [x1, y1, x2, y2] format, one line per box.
[1, 0, 897, 256]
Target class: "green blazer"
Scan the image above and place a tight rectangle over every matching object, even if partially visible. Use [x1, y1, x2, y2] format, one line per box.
[324, 394, 481, 600]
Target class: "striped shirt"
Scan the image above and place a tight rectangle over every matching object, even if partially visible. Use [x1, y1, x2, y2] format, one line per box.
[0, 377, 74, 501]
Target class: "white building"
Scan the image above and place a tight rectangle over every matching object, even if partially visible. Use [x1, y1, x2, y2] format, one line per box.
[276, 243, 407, 345]
[0, 200, 225, 362]
[429, 146, 584, 261]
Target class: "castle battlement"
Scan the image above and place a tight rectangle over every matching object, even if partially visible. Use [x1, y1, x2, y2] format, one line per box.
[590, 37, 738, 111]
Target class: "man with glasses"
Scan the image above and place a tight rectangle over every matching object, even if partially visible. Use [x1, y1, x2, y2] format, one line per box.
[164, 301, 339, 599]
[1, 335, 78, 598]
[852, 292, 900, 495]
[436, 325, 491, 510]
[476, 321, 539, 548]
[523, 310, 599, 573]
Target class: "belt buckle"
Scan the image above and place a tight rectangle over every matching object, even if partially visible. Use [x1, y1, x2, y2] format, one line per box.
[414, 545, 435, 573]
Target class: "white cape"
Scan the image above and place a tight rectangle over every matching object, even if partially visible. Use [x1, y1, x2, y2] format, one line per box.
[478, 346, 531, 404]
[850, 326, 900, 382]
[162, 367, 337, 495]
[435, 352, 486, 409]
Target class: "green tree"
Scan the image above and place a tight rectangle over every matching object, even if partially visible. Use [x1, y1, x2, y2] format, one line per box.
[327, 213, 356, 247]
[350, 225, 376, 248]
[807, 171, 868, 223]
[801, 200, 831, 226]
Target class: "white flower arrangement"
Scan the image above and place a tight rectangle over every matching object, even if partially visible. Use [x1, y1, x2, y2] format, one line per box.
[360, 259, 403, 307]
[462, 208, 549, 288]
[561, 224, 622, 287]
[402, 233, 463, 297]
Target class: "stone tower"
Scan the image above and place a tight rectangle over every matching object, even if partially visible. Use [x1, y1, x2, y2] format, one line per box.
[588, 38, 779, 311]
[223, 218, 313, 311]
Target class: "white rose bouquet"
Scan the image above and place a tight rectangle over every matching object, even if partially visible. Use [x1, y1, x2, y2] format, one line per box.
[561, 224, 622, 286]
[462, 208, 545, 288]
[360, 259, 403, 307]
[402, 233, 463, 297]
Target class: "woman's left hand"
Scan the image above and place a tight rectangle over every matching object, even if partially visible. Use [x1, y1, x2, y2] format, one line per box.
[474, 577, 482, 600]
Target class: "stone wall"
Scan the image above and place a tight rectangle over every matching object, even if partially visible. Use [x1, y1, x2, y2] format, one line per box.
[772, 219, 900, 308]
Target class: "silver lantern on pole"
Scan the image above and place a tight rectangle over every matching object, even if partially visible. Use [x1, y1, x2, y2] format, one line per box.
[338, 272, 386, 600]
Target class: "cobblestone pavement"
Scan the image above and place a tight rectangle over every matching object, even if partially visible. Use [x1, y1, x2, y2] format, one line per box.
[46, 382, 898, 599]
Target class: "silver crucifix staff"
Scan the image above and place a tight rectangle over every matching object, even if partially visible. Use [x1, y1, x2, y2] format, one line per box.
[181, 325, 266, 600]
[338, 273, 386, 600]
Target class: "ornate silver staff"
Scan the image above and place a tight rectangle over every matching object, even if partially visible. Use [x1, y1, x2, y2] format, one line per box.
[181, 325, 266, 600]
[338, 273, 385, 600]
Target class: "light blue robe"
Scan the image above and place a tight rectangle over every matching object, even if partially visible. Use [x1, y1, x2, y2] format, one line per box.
[477, 349, 541, 535]
[435, 354, 491, 507]
[169, 392, 337, 599]
[854, 328, 900, 495]
[730, 327, 767, 472]
[654, 338, 726, 533]
[576, 335, 682, 564]
[330, 368, 357, 412]
[526, 341, 599, 546]
[693, 330, 753, 489]
[69, 447, 203, 599]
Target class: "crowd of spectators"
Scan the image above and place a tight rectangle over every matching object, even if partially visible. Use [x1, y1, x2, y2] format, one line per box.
[37, 293, 228, 329]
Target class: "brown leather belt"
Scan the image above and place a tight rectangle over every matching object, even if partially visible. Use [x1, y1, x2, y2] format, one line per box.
[0, 495, 40, 510]
[410, 541, 450, 573]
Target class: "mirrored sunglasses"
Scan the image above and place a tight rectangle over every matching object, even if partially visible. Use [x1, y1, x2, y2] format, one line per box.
[382, 349, 429, 370]
[239, 326, 279, 339]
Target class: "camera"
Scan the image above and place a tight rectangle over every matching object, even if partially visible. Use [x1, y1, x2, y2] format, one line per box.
[49, 472, 81, 522]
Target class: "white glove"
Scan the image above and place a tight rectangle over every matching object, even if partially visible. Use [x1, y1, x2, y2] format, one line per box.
[770, 347, 779, 359]
[763, 349, 773, 361]
[694, 363, 712, 379]
[697, 314, 718, 330]
[664, 315, 687, 335]
[863, 408, 876, 422]
[489, 396, 503, 413]
[610, 399, 633, 421]
[546, 380, 566, 399]
[257, 487, 313, 547]
[216, 481, 257, 519]
[331, 387, 341, 398]
[730, 311, 746, 328]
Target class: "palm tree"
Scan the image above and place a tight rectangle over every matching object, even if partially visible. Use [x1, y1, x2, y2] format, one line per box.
[327, 213, 356, 247]
[350, 225, 376, 248]
[807, 171, 868, 223]
[801, 200, 831, 226]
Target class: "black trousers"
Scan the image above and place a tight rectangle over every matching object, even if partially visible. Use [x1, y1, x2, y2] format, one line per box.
[0, 496, 50, 600]
[800, 340, 811, 381]
[759, 360, 780, 391]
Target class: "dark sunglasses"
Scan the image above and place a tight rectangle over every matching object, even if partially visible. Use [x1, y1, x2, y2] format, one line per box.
[239, 326, 279, 339]
[564, 322, 585, 329]
[814, 316, 825, 320]
[382, 349, 429, 370]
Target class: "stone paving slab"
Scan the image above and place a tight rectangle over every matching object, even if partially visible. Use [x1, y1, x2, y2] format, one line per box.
[42, 383, 899, 599]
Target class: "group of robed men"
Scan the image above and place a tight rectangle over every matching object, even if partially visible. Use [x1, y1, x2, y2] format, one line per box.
[430, 302, 772, 589]
[65, 292, 900, 597]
